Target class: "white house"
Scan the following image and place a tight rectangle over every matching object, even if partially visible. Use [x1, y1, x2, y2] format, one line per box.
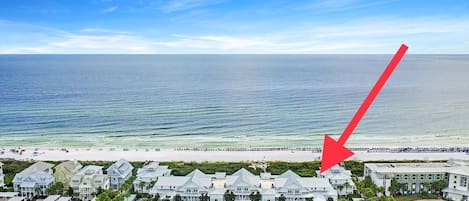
[150, 169, 211, 201]
[274, 170, 337, 201]
[70, 165, 109, 201]
[317, 165, 355, 196]
[107, 159, 134, 189]
[150, 168, 338, 201]
[443, 166, 469, 201]
[133, 162, 171, 194]
[0, 162, 4, 188]
[12, 162, 55, 198]
[225, 168, 261, 201]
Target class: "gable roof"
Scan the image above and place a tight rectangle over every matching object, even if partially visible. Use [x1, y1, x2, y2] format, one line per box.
[187, 169, 207, 178]
[14, 169, 54, 184]
[156, 176, 189, 186]
[279, 170, 301, 179]
[23, 161, 54, 173]
[107, 159, 133, 177]
[75, 165, 103, 176]
[226, 168, 260, 187]
[55, 161, 83, 173]
[13, 162, 55, 183]
[448, 166, 469, 176]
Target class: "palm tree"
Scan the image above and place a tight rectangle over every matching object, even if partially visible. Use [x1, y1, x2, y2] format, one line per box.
[224, 190, 235, 201]
[337, 184, 344, 195]
[153, 193, 161, 201]
[422, 182, 432, 194]
[249, 192, 261, 201]
[278, 194, 286, 201]
[200, 193, 210, 201]
[35, 187, 42, 197]
[377, 186, 385, 196]
[344, 182, 351, 193]
[174, 194, 182, 201]
[139, 181, 146, 192]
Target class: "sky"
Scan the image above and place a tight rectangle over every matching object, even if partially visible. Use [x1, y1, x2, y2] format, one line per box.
[1, 0, 469, 54]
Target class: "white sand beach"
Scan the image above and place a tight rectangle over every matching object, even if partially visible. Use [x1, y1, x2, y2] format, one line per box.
[1, 147, 468, 162]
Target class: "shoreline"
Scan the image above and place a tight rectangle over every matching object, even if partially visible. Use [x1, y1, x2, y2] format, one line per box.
[1, 146, 468, 162]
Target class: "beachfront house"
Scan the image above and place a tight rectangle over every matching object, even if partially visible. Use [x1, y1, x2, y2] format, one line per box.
[12, 161, 55, 198]
[54, 161, 83, 189]
[70, 165, 109, 201]
[364, 162, 451, 196]
[274, 170, 337, 201]
[133, 162, 171, 194]
[107, 159, 134, 189]
[443, 166, 469, 201]
[225, 168, 261, 201]
[150, 168, 339, 201]
[150, 169, 212, 201]
[316, 165, 355, 195]
[0, 162, 4, 188]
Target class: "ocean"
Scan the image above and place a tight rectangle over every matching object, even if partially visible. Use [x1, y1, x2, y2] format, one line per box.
[0, 55, 468, 148]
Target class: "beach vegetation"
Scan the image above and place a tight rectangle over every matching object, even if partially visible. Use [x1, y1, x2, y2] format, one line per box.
[278, 194, 286, 201]
[267, 161, 320, 176]
[224, 190, 235, 201]
[200, 193, 210, 201]
[249, 191, 262, 201]
[153, 193, 161, 201]
[46, 181, 64, 195]
[161, 161, 260, 176]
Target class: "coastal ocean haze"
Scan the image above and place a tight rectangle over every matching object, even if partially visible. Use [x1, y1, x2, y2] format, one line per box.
[0, 55, 468, 148]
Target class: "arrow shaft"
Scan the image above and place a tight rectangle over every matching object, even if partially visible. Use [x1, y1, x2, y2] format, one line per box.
[337, 44, 408, 145]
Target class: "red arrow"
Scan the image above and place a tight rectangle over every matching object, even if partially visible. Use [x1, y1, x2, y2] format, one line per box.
[320, 44, 409, 173]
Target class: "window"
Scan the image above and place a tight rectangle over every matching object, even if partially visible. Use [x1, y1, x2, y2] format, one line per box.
[460, 177, 467, 187]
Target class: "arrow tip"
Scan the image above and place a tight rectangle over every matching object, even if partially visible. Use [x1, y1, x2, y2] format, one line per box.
[320, 134, 354, 173]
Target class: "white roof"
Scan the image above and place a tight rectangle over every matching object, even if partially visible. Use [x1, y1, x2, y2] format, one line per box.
[155, 176, 192, 186]
[153, 169, 212, 192]
[275, 177, 332, 189]
[226, 168, 260, 187]
[187, 169, 207, 178]
[365, 162, 452, 173]
[447, 166, 469, 176]
[317, 165, 353, 182]
[107, 159, 133, 178]
[279, 170, 301, 179]
[135, 163, 170, 180]
[44, 195, 61, 201]
[76, 165, 103, 175]
[22, 161, 54, 173]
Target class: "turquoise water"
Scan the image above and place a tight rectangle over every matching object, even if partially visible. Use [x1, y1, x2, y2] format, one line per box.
[0, 55, 468, 148]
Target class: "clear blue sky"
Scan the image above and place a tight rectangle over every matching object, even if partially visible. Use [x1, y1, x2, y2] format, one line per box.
[1, 0, 468, 53]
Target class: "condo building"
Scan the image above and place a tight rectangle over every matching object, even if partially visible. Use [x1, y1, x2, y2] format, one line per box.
[364, 162, 451, 195]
